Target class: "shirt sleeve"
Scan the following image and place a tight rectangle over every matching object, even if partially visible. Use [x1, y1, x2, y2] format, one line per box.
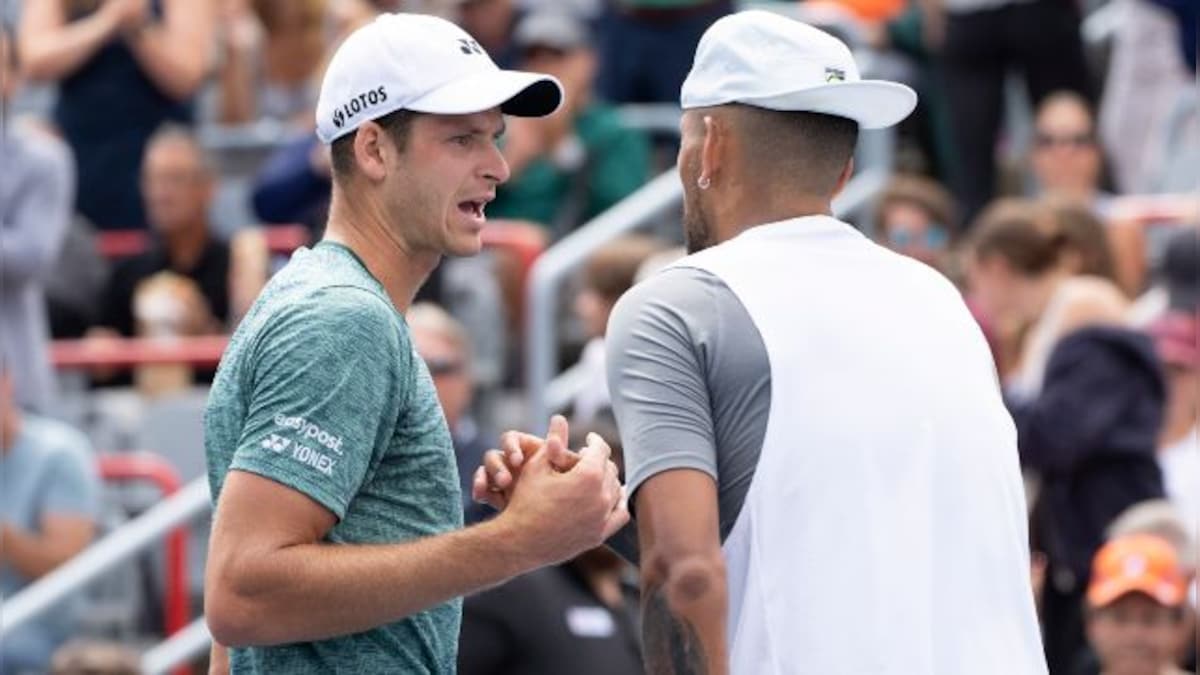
[41, 430, 100, 521]
[605, 267, 721, 505]
[0, 132, 74, 287]
[228, 287, 404, 520]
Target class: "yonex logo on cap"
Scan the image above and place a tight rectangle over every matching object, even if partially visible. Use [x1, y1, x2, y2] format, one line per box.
[824, 67, 846, 83]
[458, 38, 484, 55]
[332, 85, 389, 130]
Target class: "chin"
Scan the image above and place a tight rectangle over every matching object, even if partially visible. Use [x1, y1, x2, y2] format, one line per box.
[445, 234, 485, 258]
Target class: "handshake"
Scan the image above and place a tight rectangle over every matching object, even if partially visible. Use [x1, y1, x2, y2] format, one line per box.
[470, 415, 630, 565]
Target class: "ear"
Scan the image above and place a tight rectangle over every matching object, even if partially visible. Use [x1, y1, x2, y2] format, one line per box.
[353, 121, 390, 182]
[699, 114, 724, 187]
[831, 156, 855, 198]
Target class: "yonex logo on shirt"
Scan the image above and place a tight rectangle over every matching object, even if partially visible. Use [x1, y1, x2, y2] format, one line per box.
[262, 434, 290, 453]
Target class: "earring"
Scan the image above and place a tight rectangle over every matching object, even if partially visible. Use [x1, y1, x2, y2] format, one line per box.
[697, 175, 711, 190]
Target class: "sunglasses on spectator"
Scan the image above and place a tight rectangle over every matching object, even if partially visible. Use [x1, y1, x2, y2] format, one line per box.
[424, 357, 465, 377]
[1034, 132, 1094, 149]
[887, 226, 949, 249]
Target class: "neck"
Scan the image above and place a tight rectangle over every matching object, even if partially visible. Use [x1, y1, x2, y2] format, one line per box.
[715, 186, 832, 242]
[323, 186, 440, 313]
[1021, 268, 1069, 323]
[1160, 393, 1198, 448]
[163, 223, 210, 270]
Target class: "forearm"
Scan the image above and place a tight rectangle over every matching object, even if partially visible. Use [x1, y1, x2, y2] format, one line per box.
[642, 554, 729, 675]
[126, 27, 210, 101]
[207, 515, 534, 647]
[217, 44, 257, 124]
[19, 11, 120, 81]
[1, 525, 78, 580]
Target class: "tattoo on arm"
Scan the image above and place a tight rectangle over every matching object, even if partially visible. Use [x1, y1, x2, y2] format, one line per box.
[643, 584, 708, 675]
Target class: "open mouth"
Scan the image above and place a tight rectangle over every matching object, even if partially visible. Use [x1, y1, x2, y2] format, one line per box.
[458, 200, 486, 220]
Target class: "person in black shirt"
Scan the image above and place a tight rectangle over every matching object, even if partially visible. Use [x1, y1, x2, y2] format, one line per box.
[94, 125, 229, 338]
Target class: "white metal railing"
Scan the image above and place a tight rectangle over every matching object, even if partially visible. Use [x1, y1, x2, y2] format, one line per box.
[524, 168, 684, 428]
[1, 478, 212, 635]
[141, 617, 213, 675]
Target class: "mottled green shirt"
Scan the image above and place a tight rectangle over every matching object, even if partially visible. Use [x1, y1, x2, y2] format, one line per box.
[204, 241, 463, 674]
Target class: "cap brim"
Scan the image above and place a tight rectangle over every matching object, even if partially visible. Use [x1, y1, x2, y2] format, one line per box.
[743, 80, 917, 129]
[407, 69, 563, 118]
[1087, 578, 1187, 608]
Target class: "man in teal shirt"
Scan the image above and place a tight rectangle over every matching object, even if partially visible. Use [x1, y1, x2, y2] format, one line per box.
[203, 13, 629, 674]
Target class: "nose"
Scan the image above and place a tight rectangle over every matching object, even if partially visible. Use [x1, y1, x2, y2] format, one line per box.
[482, 140, 511, 186]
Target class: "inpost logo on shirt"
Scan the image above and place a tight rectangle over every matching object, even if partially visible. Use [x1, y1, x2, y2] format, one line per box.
[263, 413, 344, 477]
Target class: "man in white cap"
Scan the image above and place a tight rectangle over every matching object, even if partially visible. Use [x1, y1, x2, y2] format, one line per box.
[479, 9, 1047, 674]
[202, 13, 628, 674]
[610, 11, 1046, 673]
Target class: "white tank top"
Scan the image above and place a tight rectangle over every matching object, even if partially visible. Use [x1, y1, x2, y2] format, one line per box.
[675, 216, 1047, 675]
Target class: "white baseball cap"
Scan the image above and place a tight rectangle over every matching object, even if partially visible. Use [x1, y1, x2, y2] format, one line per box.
[315, 13, 563, 144]
[680, 10, 916, 129]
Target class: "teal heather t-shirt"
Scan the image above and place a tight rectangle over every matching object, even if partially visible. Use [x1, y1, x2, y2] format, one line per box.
[204, 242, 463, 674]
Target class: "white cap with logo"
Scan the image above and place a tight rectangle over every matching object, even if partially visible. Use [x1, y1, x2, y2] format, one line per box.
[681, 10, 917, 129]
[315, 13, 564, 144]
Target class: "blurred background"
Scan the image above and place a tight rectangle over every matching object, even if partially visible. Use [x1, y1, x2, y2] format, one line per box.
[0, 0, 1195, 673]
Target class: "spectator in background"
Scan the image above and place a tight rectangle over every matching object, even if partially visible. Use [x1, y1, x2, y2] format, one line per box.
[453, 0, 520, 68]
[1029, 93, 1114, 221]
[965, 199, 1128, 398]
[1082, 535, 1193, 675]
[569, 235, 662, 426]
[933, 0, 1092, 225]
[250, 129, 333, 233]
[595, 0, 731, 105]
[0, 370, 101, 673]
[408, 302, 491, 519]
[1149, 311, 1199, 525]
[93, 125, 234, 339]
[1014, 322, 1166, 674]
[18, 0, 215, 230]
[873, 173, 957, 272]
[488, 11, 650, 235]
[0, 24, 75, 414]
[458, 421, 642, 675]
[214, 0, 327, 125]
[250, 0, 394, 233]
[1106, 501, 1198, 673]
[1100, 0, 1196, 195]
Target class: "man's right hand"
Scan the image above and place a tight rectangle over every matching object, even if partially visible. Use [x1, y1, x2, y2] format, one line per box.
[472, 415, 581, 511]
[496, 422, 628, 566]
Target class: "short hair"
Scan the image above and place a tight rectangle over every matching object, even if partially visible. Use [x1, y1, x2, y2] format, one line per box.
[728, 105, 859, 196]
[406, 302, 471, 359]
[583, 235, 665, 302]
[1106, 499, 1196, 572]
[1043, 198, 1116, 281]
[144, 123, 215, 175]
[874, 174, 958, 233]
[969, 198, 1066, 276]
[1036, 90, 1095, 132]
[330, 109, 419, 183]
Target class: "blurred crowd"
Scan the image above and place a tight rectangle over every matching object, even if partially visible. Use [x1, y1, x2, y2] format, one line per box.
[0, 0, 1195, 673]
